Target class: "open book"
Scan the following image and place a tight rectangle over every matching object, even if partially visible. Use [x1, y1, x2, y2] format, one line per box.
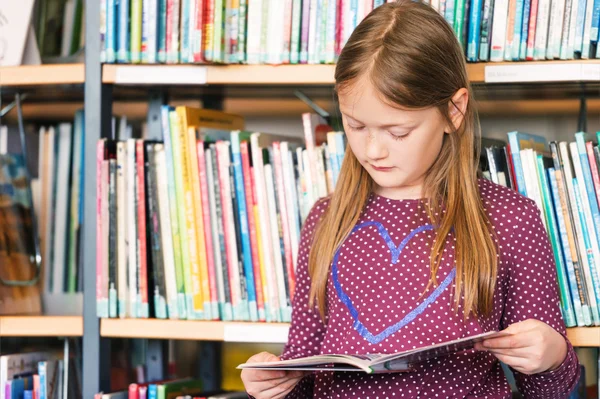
[237, 331, 508, 374]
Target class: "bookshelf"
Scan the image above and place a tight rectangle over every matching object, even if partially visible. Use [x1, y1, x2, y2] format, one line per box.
[0, 64, 85, 87]
[0, 316, 83, 337]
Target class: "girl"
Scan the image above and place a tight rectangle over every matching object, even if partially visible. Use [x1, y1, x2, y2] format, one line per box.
[241, 1, 580, 398]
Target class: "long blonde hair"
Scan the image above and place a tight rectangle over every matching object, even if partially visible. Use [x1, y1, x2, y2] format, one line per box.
[308, 0, 497, 321]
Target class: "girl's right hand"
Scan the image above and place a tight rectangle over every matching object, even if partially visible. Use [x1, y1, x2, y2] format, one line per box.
[241, 352, 307, 399]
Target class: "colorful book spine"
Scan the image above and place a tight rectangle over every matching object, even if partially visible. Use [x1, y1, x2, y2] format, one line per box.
[167, 0, 181, 62]
[467, 0, 483, 60]
[511, 0, 525, 60]
[126, 139, 139, 317]
[106, 0, 117, 62]
[300, 0, 310, 63]
[588, 142, 600, 210]
[142, 0, 150, 61]
[116, 142, 128, 317]
[549, 169, 587, 326]
[591, 0, 600, 53]
[445, 0, 456, 28]
[158, 0, 168, 62]
[537, 157, 577, 327]
[204, 0, 216, 61]
[307, 0, 319, 64]
[575, 133, 600, 246]
[192, 0, 205, 62]
[240, 141, 266, 321]
[583, 0, 595, 57]
[136, 140, 149, 318]
[197, 141, 219, 319]
[180, 0, 192, 63]
[325, 0, 337, 63]
[213, 0, 225, 62]
[238, 0, 248, 63]
[519, 0, 531, 60]
[504, 0, 518, 60]
[161, 107, 187, 319]
[96, 141, 109, 317]
[575, 0, 587, 53]
[230, 132, 259, 321]
[117, 0, 131, 62]
[131, 0, 143, 62]
[506, 132, 528, 197]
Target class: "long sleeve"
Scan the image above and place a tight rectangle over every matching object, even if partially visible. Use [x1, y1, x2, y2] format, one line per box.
[502, 199, 580, 398]
[278, 199, 329, 398]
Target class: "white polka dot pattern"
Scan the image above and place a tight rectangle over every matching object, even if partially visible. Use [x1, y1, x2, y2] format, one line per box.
[274, 179, 580, 398]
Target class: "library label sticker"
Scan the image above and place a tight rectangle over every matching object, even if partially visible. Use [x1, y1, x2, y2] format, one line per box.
[485, 63, 600, 83]
[114, 65, 208, 85]
[224, 323, 290, 343]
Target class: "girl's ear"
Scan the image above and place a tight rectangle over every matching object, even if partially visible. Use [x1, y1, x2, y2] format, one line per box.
[445, 88, 469, 133]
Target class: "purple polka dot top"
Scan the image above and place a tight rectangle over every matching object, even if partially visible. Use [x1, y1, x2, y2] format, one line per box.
[279, 179, 580, 398]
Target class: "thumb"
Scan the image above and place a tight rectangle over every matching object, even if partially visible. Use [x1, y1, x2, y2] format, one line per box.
[248, 352, 280, 363]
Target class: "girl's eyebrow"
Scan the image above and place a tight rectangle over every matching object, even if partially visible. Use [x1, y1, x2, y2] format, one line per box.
[341, 112, 415, 129]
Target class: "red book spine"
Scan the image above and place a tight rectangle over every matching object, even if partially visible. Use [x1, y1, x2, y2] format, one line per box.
[585, 141, 600, 209]
[197, 140, 218, 318]
[335, 0, 344, 56]
[166, 0, 174, 56]
[272, 143, 295, 299]
[128, 384, 139, 399]
[96, 141, 105, 312]
[506, 143, 519, 191]
[215, 141, 236, 305]
[240, 141, 265, 319]
[194, 0, 205, 62]
[136, 140, 149, 316]
[526, 0, 539, 60]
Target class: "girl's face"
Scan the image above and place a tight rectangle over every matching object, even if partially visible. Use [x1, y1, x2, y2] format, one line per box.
[338, 76, 467, 200]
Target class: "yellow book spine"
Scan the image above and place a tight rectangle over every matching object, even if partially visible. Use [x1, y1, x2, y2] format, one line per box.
[187, 126, 212, 320]
[254, 204, 271, 321]
[176, 107, 204, 317]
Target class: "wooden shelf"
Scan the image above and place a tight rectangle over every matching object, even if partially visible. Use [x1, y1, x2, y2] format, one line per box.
[0, 316, 83, 337]
[0, 64, 85, 87]
[101, 319, 290, 343]
[567, 327, 600, 347]
[100, 61, 600, 86]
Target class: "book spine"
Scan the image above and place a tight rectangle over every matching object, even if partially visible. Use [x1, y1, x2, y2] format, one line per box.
[567, 0, 580, 57]
[240, 141, 266, 321]
[158, 0, 168, 62]
[229, 164, 250, 321]
[101, 0, 108, 62]
[116, 142, 128, 317]
[512, 0, 525, 59]
[258, 0, 269, 63]
[325, 0, 337, 63]
[591, 144, 600, 209]
[561, 0, 573, 58]
[187, 127, 212, 320]
[468, 0, 484, 60]
[107, 0, 117, 62]
[546, 0, 564, 58]
[109, 158, 118, 318]
[155, 145, 179, 319]
[231, 133, 258, 321]
[117, 0, 131, 62]
[162, 107, 187, 319]
[290, 0, 302, 64]
[148, 0, 158, 62]
[167, 0, 181, 62]
[227, 0, 240, 63]
[282, 144, 301, 268]
[583, 0, 595, 57]
[507, 132, 528, 196]
[281, 0, 293, 63]
[131, 0, 143, 62]
[141, 0, 149, 61]
[445, 0, 457, 28]
[237, 0, 247, 62]
[576, 134, 600, 241]
[518, 0, 531, 59]
[479, 0, 496, 60]
[197, 141, 219, 319]
[308, 0, 319, 64]
[317, 0, 328, 63]
[207, 146, 232, 321]
[204, 0, 215, 61]
[591, 0, 600, 53]
[251, 168, 271, 321]
[136, 140, 149, 318]
[300, 0, 311, 63]
[213, 0, 224, 62]
[549, 169, 587, 326]
[454, 0, 467, 46]
[504, 0, 518, 60]
[96, 141, 108, 317]
[537, 157, 577, 327]
[272, 143, 296, 302]
[180, 0, 192, 62]
[575, 0, 587, 54]
[192, 0, 204, 62]
[126, 139, 139, 317]
[533, 0, 551, 59]
[491, 0, 510, 60]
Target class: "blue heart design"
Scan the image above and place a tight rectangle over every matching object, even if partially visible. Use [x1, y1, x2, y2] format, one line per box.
[332, 221, 457, 344]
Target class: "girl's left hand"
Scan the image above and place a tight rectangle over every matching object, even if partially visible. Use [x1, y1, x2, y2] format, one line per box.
[474, 318, 568, 375]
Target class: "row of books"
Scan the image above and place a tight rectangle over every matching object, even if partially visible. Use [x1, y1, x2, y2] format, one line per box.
[0, 344, 81, 399]
[37, 112, 86, 296]
[96, 107, 344, 322]
[98, 381, 245, 399]
[481, 130, 600, 327]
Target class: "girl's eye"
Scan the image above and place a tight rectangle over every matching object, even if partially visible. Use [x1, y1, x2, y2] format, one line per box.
[349, 125, 366, 131]
[390, 131, 410, 141]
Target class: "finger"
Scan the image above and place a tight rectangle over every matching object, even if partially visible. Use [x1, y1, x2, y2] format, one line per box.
[260, 376, 304, 399]
[483, 348, 533, 359]
[488, 352, 527, 370]
[249, 369, 287, 381]
[481, 331, 536, 350]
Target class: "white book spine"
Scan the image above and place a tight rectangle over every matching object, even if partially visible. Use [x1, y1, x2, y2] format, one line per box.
[308, 0, 319, 64]
[534, 0, 552, 59]
[155, 145, 178, 319]
[561, 142, 600, 323]
[325, 0, 337, 63]
[251, 134, 280, 322]
[205, 148, 227, 318]
[147, 0, 158, 62]
[568, 0, 580, 57]
[116, 143, 128, 318]
[547, 0, 566, 58]
[267, 0, 284, 64]
[126, 139, 138, 318]
[264, 164, 291, 322]
[560, 0, 573, 58]
[42, 128, 55, 294]
[490, 0, 511, 61]
[246, 0, 263, 64]
[342, 0, 353, 47]
[315, 146, 328, 199]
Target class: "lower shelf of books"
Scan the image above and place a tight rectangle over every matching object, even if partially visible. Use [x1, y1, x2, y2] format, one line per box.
[100, 319, 599, 346]
[0, 316, 83, 337]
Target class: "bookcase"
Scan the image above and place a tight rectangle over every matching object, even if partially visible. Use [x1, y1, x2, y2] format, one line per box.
[2, 2, 600, 398]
